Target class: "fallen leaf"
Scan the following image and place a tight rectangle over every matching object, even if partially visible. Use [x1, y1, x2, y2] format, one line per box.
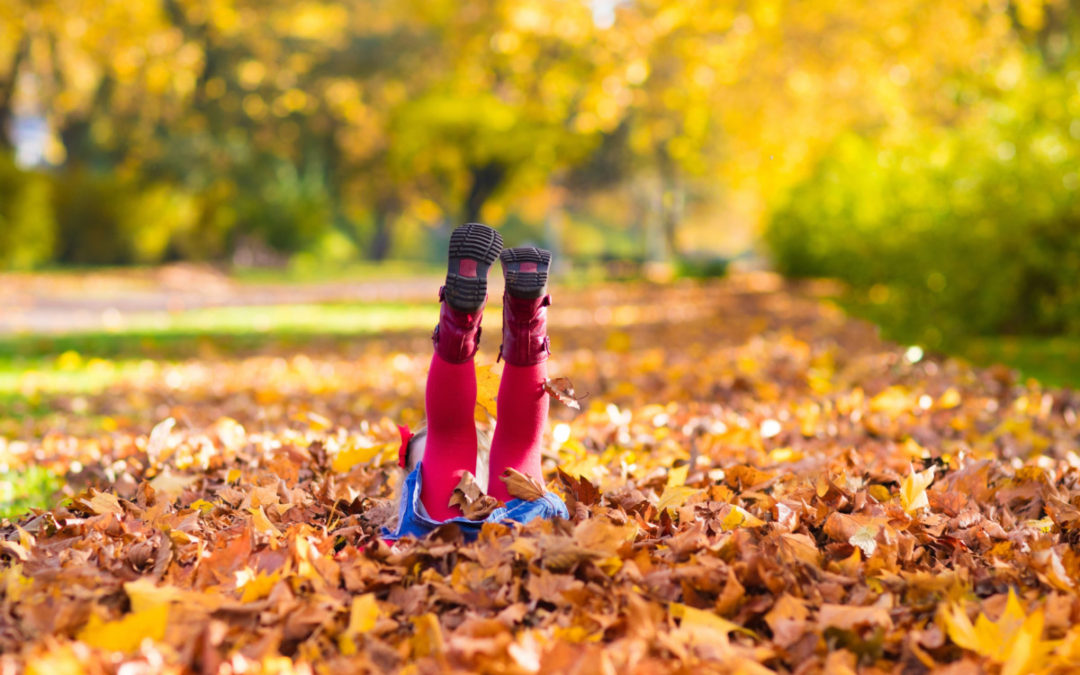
[500, 468, 546, 501]
[124, 579, 183, 613]
[849, 525, 878, 557]
[817, 603, 892, 631]
[941, 590, 1054, 675]
[656, 485, 703, 512]
[145, 417, 176, 466]
[900, 464, 936, 513]
[475, 363, 501, 420]
[249, 506, 282, 537]
[543, 377, 584, 410]
[339, 593, 381, 655]
[235, 567, 280, 602]
[84, 490, 123, 516]
[765, 595, 809, 648]
[332, 439, 386, 473]
[412, 613, 445, 658]
[77, 604, 169, 654]
[671, 603, 742, 639]
[149, 468, 197, 500]
[449, 471, 485, 511]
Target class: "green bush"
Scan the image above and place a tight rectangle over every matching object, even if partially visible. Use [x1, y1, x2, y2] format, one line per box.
[233, 161, 334, 255]
[0, 157, 56, 269]
[0, 155, 340, 268]
[765, 73, 1080, 346]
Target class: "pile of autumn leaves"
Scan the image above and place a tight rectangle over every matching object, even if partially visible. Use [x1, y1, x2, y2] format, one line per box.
[5, 280, 1080, 673]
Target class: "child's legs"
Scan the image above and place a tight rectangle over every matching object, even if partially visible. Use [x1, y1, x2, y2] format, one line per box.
[487, 361, 548, 502]
[419, 353, 477, 520]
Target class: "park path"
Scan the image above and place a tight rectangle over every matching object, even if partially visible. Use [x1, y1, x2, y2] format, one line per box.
[0, 265, 445, 335]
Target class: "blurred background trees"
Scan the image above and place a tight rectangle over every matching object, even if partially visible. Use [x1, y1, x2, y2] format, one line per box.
[1, 0, 1079, 345]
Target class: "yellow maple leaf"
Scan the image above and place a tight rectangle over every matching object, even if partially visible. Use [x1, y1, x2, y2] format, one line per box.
[77, 603, 169, 653]
[900, 464, 935, 513]
[190, 499, 215, 513]
[124, 578, 183, 613]
[656, 485, 703, 512]
[331, 439, 388, 473]
[666, 464, 689, 488]
[338, 593, 381, 655]
[941, 590, 1054, 675]
[671, 603, 742, 640]
[249, 506, 282, 537]
[721, 505, 766, 530]
[235, 567, 280, 602]
[3, 564, 32, 603]
[411, 613, 445, 658]
[474, 363, 501, 421]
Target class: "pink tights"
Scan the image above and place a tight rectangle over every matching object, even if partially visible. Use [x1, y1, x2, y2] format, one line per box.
[419, 354, 548, 520]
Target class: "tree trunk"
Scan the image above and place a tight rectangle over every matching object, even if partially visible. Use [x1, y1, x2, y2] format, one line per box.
[463, 162, 506, 224]
[660, 181, 684, 259]
[0, 35, 28, 153]
[655, 146, 683, 260]
[369, 194, 399, 261]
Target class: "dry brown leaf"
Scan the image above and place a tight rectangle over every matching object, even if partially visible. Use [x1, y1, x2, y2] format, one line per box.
[8, 277, 1080, 674]
[448, 471, 485, 511]
[543, 377, 584, 410]
[817, 603, 893, 631]
[500, 468, 546, 501]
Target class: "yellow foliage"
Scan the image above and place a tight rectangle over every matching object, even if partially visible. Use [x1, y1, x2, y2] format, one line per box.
[656, 485, 703, 512]
[124, 578, 184, 613]
[939, 387, 962, 409]
[666, 464, 689, 488]
[474, 363, 501, 421]
[235, 567, 280, 602]
[870, 386, 914, 417]
[249, 506, 282, 537]
[941, 590, 1056, 675]
[339, 593, 381, 655]
[900, 464, 935, 513]
[77, 603, 169, 653]
[721, 505, 766, 530]
[671, 603, 740, 639]
[331, 439, 388, 473]
[411, 613, 445, 658]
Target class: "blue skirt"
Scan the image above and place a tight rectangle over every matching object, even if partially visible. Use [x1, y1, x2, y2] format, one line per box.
[382, 465, 569, 541]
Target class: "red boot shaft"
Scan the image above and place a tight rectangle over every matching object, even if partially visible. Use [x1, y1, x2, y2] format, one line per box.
[499, 293, 551, 366]
[432, 286, 485, 364]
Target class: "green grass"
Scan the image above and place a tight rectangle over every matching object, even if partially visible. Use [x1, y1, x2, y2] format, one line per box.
[67, 301, 434, 337]
[958, 336, 1080, 388]
[0, 466, 63, 519]
[831, 296, 1080, 388]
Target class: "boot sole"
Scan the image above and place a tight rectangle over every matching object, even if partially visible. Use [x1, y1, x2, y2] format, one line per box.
[500, 247, 551, 299]
[444, 223, 503, 311]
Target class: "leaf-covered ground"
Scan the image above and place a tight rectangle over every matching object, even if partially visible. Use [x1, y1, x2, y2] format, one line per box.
[4, 274, 1080, 673]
